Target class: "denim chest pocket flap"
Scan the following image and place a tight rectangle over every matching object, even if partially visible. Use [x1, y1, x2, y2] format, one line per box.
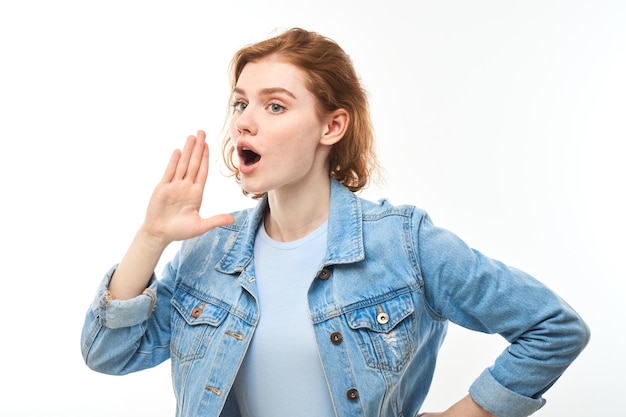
[172, 291, 228, 326]
[346, 292, 414, 332]
[171, 289, 229, 362]
[345, 292, 415, 372]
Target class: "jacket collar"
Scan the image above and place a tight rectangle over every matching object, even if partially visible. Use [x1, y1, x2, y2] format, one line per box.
[216, 178, 365, 274]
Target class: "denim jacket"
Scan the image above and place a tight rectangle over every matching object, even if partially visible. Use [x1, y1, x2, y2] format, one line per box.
[81, 179, 589, 417]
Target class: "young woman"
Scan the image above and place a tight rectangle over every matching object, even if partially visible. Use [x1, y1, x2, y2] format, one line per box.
[81, 28, 590, 417]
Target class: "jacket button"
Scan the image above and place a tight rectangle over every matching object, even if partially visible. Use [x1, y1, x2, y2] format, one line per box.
[191, 302, 206, 318]
[319, 268, 331, 280]
[346, 388, 359, 401]
[377, 312, 389, 324]
[330, 332, 343, 345]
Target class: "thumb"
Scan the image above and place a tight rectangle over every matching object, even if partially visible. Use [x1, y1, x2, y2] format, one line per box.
[199, 213, 236, 233]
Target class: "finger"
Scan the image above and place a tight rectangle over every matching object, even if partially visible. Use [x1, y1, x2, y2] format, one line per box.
[194, 143, 209, 185]
[186, 131, 207, 182]
[161, 149, 181, 183]
[174, 135, 197, 180]
[199, 214, 235, 234]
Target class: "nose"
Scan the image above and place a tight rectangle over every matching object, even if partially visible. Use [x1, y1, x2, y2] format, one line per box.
[234, 108, 257, 136]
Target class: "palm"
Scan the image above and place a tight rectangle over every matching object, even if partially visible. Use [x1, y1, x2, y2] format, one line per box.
[143, 131, 233, 244]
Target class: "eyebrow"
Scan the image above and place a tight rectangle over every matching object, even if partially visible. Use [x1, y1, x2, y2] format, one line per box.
[232, 87, 297, 99]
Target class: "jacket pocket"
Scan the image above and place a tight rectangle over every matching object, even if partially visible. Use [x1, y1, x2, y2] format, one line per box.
[345, 292, 415, 372]
[170, 288, 228, 363]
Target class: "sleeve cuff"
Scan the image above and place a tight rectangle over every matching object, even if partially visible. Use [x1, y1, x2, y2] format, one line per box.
[91, 265, 158, 329]
[469, 369, 546, 417]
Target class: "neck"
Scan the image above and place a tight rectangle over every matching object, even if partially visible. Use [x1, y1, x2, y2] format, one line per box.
[265, 176, 331, 242]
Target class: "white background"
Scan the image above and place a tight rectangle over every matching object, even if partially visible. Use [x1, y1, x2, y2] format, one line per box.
[1, 1, 623, 416]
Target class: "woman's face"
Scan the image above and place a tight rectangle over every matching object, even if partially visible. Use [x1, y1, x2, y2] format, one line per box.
[229, 57, 334, 196]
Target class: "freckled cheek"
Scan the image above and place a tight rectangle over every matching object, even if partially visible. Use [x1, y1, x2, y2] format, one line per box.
[287, 143, 316, 166]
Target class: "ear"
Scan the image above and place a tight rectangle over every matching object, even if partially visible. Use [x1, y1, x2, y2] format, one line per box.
[320, 109, 349, 146]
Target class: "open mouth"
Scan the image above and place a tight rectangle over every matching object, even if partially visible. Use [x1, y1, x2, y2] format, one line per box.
[239, 148, 261, 166]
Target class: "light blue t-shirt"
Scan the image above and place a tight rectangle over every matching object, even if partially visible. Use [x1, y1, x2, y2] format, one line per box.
[233, 220, 335, 417]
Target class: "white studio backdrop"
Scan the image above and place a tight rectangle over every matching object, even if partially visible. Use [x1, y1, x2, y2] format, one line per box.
[0, 1, 622, 416]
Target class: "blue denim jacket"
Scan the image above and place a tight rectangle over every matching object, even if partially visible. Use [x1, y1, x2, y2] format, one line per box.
[81, 179, 589, 417]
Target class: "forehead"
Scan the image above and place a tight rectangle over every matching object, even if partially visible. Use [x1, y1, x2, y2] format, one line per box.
[235, 58, 310, 94]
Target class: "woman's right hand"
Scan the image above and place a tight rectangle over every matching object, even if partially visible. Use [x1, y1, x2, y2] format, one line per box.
[108, 130, 234, 300]
[142, 130, 235, 248]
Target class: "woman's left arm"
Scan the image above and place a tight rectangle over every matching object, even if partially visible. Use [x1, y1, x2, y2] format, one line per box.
[412, 210, 590, 417]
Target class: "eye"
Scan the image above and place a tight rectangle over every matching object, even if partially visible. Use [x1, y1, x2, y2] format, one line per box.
[231, 101, 247, 112]
[268, 103, 285, 113]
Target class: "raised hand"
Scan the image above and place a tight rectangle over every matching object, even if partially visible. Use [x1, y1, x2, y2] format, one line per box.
[142, 130, 234, 246]
[109, 131, 234, 299]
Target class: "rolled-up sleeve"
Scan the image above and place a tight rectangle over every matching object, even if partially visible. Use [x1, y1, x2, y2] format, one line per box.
[469, 369, 545, 417]
[89, 265, 157, 329]
[81, 264, 170, 375]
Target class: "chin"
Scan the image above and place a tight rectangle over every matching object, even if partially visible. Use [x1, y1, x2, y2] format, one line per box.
[241, 179, 268, 196]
